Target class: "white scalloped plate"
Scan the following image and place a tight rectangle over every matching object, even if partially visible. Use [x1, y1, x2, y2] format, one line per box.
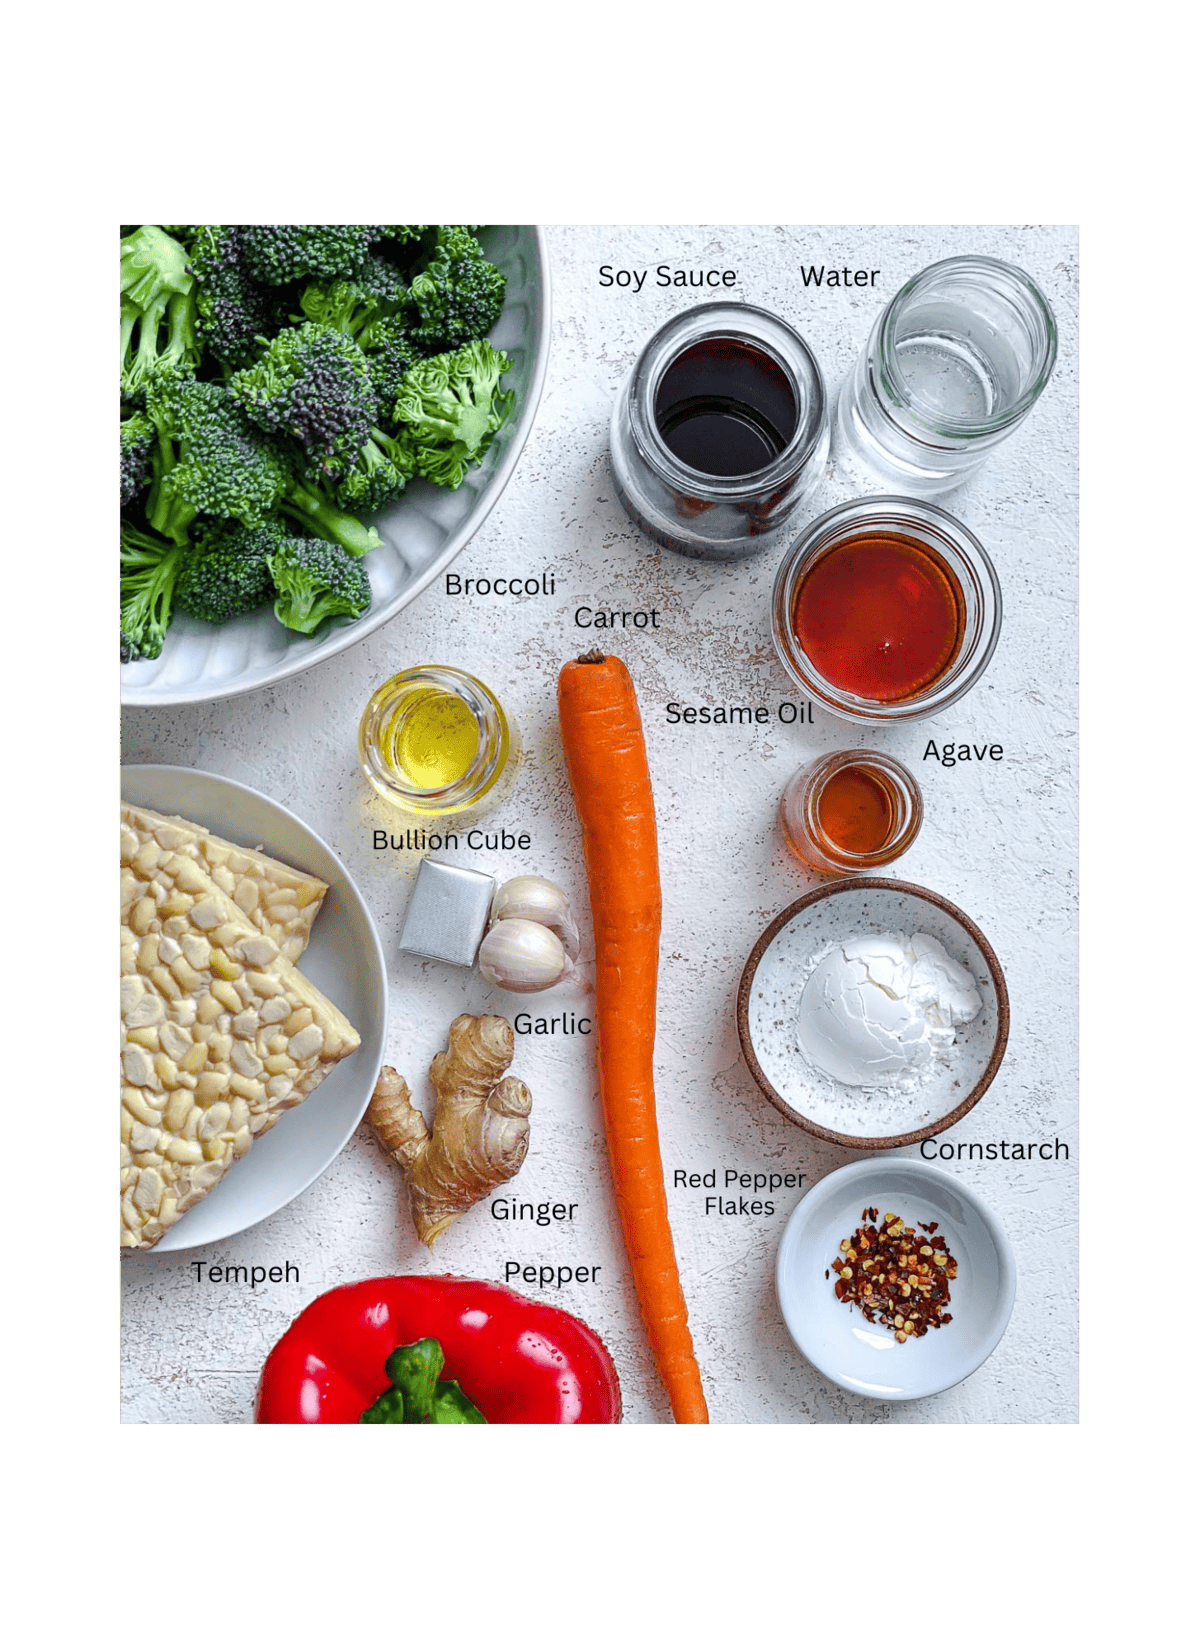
[122, 226, 551, 706]
[121, 765, 388, 1253]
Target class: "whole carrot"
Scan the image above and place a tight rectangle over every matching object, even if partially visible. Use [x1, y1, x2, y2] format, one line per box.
[558, 650, 708, 1424]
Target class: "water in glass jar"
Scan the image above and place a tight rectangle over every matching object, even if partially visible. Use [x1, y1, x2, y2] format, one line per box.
[892, 302, 1025, 426]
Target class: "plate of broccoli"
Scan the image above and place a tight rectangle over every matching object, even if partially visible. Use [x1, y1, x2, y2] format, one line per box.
[121, 225, 550, 705]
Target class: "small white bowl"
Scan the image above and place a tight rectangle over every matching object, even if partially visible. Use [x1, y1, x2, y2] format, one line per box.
[776, 1158, 1016, 1401]
[121, 765, 388, 1251]
[737, 878, 1009, 1148]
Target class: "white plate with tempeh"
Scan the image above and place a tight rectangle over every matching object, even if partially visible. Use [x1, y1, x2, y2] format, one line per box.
[121, 765, 387, 1252]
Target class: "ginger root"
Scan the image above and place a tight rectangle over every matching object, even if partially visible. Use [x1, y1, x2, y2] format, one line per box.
[369, 1014, 531, 1247]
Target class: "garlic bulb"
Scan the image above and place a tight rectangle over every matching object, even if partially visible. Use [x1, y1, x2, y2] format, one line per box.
[491, 876, 580, 961]
[478, 919, 574, 993]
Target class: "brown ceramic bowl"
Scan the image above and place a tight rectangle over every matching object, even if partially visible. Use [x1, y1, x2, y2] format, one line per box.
[736, 878, 1009, 1149]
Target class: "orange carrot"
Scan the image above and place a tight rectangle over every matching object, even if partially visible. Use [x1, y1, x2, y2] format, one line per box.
[558, 650, 708, 1424]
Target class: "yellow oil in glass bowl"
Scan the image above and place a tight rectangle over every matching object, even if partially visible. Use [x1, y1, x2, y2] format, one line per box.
[359, 667, 515, 816]
[386, 689, 480, 789]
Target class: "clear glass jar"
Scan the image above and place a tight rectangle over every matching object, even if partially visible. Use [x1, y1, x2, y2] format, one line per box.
[771, 497, 1002, 723]
[358, 666, 518, 816]
[779, 750, 923, 875]
[611, 302, 829, 560]
[836, 255, 1057, 494]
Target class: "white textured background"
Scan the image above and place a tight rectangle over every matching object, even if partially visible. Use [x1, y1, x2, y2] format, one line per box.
[120, 224, 1078, 1424]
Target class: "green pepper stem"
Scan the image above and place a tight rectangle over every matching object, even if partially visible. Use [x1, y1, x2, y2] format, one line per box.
[359, 1339, 488, 1425]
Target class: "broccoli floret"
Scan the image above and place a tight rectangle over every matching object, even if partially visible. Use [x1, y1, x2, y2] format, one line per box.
[175, 518, 288, 624]
[121, 411, 156, 506]
[267, 537, 372, 635]
[375, 226, 429, 246]
[333, 428, 416, 513]
[121, 522, 186, 661]
[187, 225, 283, 368]
[298, 254, 411, 336]
[358, 315, 418, 425]
[121, 228, 200, 400]
[143, 369, 292, 544]
[142, 365, 381, 556]
[393, 340, 514, 489]
[408, 228, 505, 355]
[229, 314, 415, 510]
[229, 323, 379, 482]
[245, 299, 412, 507]
[356, 252, 410, 306]
[297, 278, 380, 339]
[240, 226, 377, 286]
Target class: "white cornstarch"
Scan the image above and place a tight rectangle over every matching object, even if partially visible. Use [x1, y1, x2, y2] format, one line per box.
[797, 932, 983, 1092]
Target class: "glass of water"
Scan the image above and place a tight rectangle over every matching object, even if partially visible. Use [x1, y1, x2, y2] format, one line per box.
[836, 255, 1057, 494]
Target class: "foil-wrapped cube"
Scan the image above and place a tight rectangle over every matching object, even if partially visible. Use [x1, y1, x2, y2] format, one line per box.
[398, 858, 496, 967]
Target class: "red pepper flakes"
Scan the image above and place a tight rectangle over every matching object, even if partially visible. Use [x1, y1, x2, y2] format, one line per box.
[830, 1207, 957, 1344]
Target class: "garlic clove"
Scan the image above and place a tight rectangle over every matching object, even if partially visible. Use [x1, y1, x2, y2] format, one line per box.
[491, 875, 581, 961]
[478, 918, 574, 994]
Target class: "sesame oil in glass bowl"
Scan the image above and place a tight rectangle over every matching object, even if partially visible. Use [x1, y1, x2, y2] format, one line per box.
[771, 498, 1002, 724]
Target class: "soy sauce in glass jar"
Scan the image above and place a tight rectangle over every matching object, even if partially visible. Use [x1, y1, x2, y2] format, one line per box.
[654, 338, 798, 476]
[611, 303, 829, 561]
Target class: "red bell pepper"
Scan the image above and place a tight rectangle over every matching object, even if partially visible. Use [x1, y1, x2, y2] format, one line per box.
[256, 1276, 622, 1424]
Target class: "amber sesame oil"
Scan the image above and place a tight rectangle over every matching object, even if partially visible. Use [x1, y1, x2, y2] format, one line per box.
[358, 666, 517, 816]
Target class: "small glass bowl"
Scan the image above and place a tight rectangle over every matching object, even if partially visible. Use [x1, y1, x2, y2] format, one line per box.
[771, 497, 1002, 723]
[358, 666, 517, 817]
[779, 750, 923, 876]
